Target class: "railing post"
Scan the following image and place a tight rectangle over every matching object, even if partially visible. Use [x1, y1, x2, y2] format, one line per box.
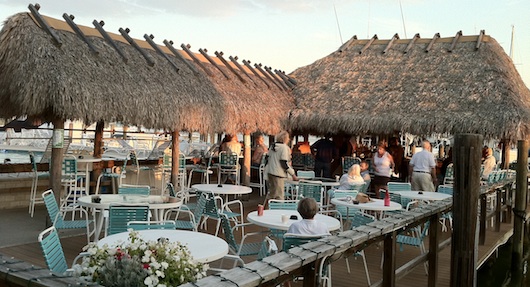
[428, 214, 440, 287]
[302, 259, 318, 287]
[451, 133, 481, 287]
[495, 188, 502, 232]
[382, 230, 396, 287]
[512, 140, 528, 271]
[478, 193, 486, 245]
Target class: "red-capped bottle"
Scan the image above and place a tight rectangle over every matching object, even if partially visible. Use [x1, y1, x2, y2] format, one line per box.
[384, 191, 390, 206]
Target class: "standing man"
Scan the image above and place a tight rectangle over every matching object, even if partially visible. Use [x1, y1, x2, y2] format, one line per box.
[409, 140, 437, 191]
[311, 135, 339, 178]
[264, 131, 298, 206]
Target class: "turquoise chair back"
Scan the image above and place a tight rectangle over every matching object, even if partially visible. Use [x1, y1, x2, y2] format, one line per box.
[269, 199, 299, 210]
[387, 182, 412, 192]
[118, 185, 150, 196]
[220, 151, 238, 166]
[438, 185, 453, 195]
[298, 181, 323, 204]
[342, 156, 361, 172]
[62, 156, 77, 179]
[220, 213, 239, 253]
[291, 153, 305, 170]
[349, 212, 375, 229]
[38, 226, 68, 274]
[282, 234, 325, 252]
[107, 204, 150, 235]
[42, 189, 65, 226]
[127, 220, 176, 230]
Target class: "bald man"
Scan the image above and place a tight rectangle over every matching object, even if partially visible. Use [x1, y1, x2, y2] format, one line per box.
[408, 140, 437, 191]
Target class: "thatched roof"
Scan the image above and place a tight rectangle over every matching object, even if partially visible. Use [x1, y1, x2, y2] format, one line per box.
[0, 7, 293, 134]
[289, 32, 530, 140]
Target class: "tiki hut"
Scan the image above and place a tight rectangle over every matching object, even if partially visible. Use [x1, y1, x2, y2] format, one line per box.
[0, 11, 222, 132]
[288, 32, 530, 141]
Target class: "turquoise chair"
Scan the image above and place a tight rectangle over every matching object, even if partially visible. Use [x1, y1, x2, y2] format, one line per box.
[29, 152, 49, 217]
[95, 158, 128, 194]
[164, 191, 208, 232]
[220, 213, 269, 258]
[118, 184, 150, 196]
[342, 156, 361, 173]
[217, 151, 240, 185]
[387, 182, 412, 192]
[396, 221, 430, 274]
[282, 233, 331, 287]
[298, 180, 324, 207]
[107, 204, 149, 235]
[202, 192, 243, 236]
[127, 220, 177, 230]
[42, 189, 93, 242]
[38, 226, 88, 274]
[129, 150, 154, 185]
[347, 212, 374, 285]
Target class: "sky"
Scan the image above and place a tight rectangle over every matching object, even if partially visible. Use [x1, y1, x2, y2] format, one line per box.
[0, 0, 529, 86]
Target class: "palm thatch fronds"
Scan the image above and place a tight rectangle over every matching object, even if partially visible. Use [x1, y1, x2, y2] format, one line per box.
[0, 12, 224, 133]
[196, 52, 294, 135]
[289, 32, 530, 140]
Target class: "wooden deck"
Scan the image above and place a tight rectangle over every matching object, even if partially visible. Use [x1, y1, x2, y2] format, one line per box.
[0, 188, 514, 287]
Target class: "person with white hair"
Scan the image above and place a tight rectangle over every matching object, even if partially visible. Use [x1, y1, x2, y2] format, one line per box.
[264, 131, 298, 206]
[408, 140, 437, 191]
[482, 147, 496, 180]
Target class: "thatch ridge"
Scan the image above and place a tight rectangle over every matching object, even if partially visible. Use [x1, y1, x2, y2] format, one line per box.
[289, 33, 530, 140]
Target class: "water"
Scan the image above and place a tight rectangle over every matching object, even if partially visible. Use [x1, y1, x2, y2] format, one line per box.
[0, 150, 43, 164]
[478, 239, 529, 286]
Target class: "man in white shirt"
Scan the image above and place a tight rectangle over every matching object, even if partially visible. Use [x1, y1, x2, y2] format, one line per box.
[482, 147, 497, 180]
[408, 140, 437, 191]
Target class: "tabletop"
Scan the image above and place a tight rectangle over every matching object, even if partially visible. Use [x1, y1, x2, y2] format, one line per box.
[192, 184, 252, 195]
[394, 191, 452, 201]
[331, 197, 402, 212]
[97, 229, 228, 263]
[78, 194, 183, 210]
[247, 209, 341, 231]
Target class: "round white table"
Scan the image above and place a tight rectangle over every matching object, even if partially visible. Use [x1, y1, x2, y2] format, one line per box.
[97, 229, 228, 263]
[247, 209, 341, 231]
[331, 197, 402, 219]
[78, 194, 182, 242]
[192, 184, 252, 196]
[394, 191, 452, 201]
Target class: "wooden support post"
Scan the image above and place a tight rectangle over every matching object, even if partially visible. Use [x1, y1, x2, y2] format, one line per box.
[92, 121, 105, 193]
[302, 260, 318, 287]
[382, 230, 396, 287]
[512, 140, 528, 271]
[479, 194, 487, 245]
[171, 131, 180, 187]
[501, 139, 510, 169]
[242, 132, 251, 187]
[50, 119, 65, 204]
[451, 133, 482, 287]
[495, 189, 502, 231]
[428, 214, 440, 287]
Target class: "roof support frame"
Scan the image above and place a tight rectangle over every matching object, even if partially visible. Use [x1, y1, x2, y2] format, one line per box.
[63, 14, 98, 55]
[28, 4, 62, 46]
[448, 30, 463, 52]
[360, 34, 378, 54]
[92, 20, 128, 63]
[199, 48, 230, 79]
[144, 34, 179, 73]
[119, 28, 155, 67]
[215, 51, 246, 83]
[404, 33, 420, 54]
[242, 60, 270, 88]
[180, 44, 212, 76]
[164, 40, 200, 75]
[425, 33, 441, 53]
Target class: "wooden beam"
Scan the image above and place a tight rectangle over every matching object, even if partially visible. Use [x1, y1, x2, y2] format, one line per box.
[215, 51, 246, 83]
[274, 69, 296, 89]
[180, 44, 213, 76]
[404, 33, 420, 54]
[28, 4, 62, 46]
[512, 140, 528, 271]
[254, 63, 283, 90]
[93, 20, 128, 63]
[199, 48, 230, 79]
[448, 30, 463, 52]
[63, 14, 98, 55]
[243, 60, 270, 88]
[337, 35, 357, 53]
[383, 33, 400, 54]
[476, 30, 485, 50]
[382, 230, 396, 287]
[229, 56, 257, 85]
[425, 33, 440, 53]
[278, 70, 297, 86]
[264, 66, 289, 90]
[119, 28, 155, 67]
[359, 34, 378, 54]
[144, 34, 179, 73]
[428, 214, 440, 287]
[164, 40, 201, 75]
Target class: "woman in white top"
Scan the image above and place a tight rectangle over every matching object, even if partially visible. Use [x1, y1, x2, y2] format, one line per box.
[338, 164, 365, 190]
[372, 142, 394, 198]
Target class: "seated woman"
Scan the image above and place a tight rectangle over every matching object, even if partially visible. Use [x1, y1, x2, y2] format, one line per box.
[287, 198, 330, 236]
[338, 164, 365, 190]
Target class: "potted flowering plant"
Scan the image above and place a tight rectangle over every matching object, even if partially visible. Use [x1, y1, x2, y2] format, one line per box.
[73, 230, 208, 287]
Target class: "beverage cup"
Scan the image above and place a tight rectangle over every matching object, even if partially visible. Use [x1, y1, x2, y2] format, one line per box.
[281, 214, 289, 224]
[335, 175, 340, 182]
[257, 204, 264, 216]
[346, 195, 352, 202]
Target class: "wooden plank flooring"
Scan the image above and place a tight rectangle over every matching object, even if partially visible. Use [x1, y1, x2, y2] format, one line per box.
[0, 189, 515, 287]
